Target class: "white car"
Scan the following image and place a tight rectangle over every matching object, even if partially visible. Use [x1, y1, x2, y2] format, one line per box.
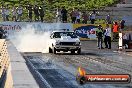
[48, 31, 81, 54]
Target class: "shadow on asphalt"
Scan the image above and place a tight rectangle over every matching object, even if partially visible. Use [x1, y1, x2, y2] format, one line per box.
[54, 52, 99, 56]
[81, 52, 99, 56]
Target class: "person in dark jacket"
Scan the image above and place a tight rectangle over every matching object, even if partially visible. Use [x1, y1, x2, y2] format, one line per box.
[120, 20, 125, 31]
[39, 6, 44, 22]
[34, 5, 39, 21]
[0, 26, 3, 39]
[104, 24, 111, 49]
[27, 4, 33, 22]
[61, 6, 67, 23]
[96, 25, 104, 49]
[0, 25, 6, 39]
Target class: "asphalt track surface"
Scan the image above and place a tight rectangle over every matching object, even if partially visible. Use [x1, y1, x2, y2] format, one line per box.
[22, 41, 132, 88]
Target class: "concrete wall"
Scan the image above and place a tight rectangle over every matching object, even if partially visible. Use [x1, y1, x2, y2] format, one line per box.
[0, 39, 39, 88]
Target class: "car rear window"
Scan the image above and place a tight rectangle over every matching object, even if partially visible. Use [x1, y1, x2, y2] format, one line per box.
[53, 32, 78, 38]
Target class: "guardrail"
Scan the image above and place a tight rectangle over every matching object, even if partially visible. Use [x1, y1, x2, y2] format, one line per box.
[0, 39, 9, 77]
[117, 4, 132, 7]
[0, 39, 10, 88]
[0, 39, 39, 88]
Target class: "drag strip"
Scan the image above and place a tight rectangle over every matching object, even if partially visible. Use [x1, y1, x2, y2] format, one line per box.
[22, 52, 132, 88]
[23, 55, 79, 88]
[43, 52, 132, 75]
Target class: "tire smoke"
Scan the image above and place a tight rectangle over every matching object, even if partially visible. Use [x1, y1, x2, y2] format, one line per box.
[9, 25, 51, 53]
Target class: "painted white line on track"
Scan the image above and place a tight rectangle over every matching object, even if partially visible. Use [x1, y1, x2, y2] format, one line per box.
[117, 51, 132, 57]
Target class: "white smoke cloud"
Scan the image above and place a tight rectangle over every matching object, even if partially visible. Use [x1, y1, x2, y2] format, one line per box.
[9, 24, 51, 53]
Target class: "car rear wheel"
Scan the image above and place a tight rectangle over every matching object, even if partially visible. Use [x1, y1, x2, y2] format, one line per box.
[49, 47, 52, 53]
[53, 47, 56, 54]
[77, 48, 81, 55]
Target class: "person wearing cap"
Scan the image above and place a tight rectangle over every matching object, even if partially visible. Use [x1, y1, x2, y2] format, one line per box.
[96, 25, 104, 49]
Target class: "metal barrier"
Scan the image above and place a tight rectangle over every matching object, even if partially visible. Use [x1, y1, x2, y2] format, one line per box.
[0, 39, 10, 88]
[0, 39, 39, 88]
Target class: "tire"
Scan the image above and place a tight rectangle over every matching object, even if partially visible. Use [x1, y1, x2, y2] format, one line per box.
[49, 47, 52, 53]
[79, 76, 86, 85]
[71, 50, 75, 54]
[53, 47, 56, 54]
[76, 76, 86, 85]
[77, 48, 81, 55]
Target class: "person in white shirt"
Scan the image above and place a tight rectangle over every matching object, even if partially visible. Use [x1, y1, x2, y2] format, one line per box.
[56, 8, 61, 22]
[1, 6, 6, 21]
[90, 13, 96, 24]
[123, 33, 129, 49]
[17, 6, 23, 21]
[104, 24, 111, 49]
[76, 9, 81, 23]
[12, 6, 17, 21]
[5, 6, 10, 21]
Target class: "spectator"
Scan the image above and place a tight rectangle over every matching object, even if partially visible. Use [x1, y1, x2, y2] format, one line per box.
[0, 24, 7, 39]
[39, 6, 44, 22]
[106, 14, 111, 24]
[17, 5, 23, 21]
[12, 6, 17, 21]
[112, 22, 119, 41]
[61, 6, 67, 23]
[76, 9, 81, 23]
[82, 12, 88, 24]
[93, 9, 96, 14]
[104, 24, 111, 49]
[90, 13, 96, 24]
[122, 0, 126, 4]
[70, 8, 77, 23]
[96, 25, 104, 49]
[56, 7, 61, 22]
[120, 20, 125, 31]
[27, 4, 33, 22]
[1, 5, 6, 21]
[34, 5, 39, 21]
[0, 25, 3, 39]
[123, 33, 129, 49]
[5, 5, 10, 21]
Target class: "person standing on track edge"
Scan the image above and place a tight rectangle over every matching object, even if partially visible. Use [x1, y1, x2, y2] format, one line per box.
[96, 25, 104, 49]
[104, 24, 111, 49]
[112, 21, 119, 41]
